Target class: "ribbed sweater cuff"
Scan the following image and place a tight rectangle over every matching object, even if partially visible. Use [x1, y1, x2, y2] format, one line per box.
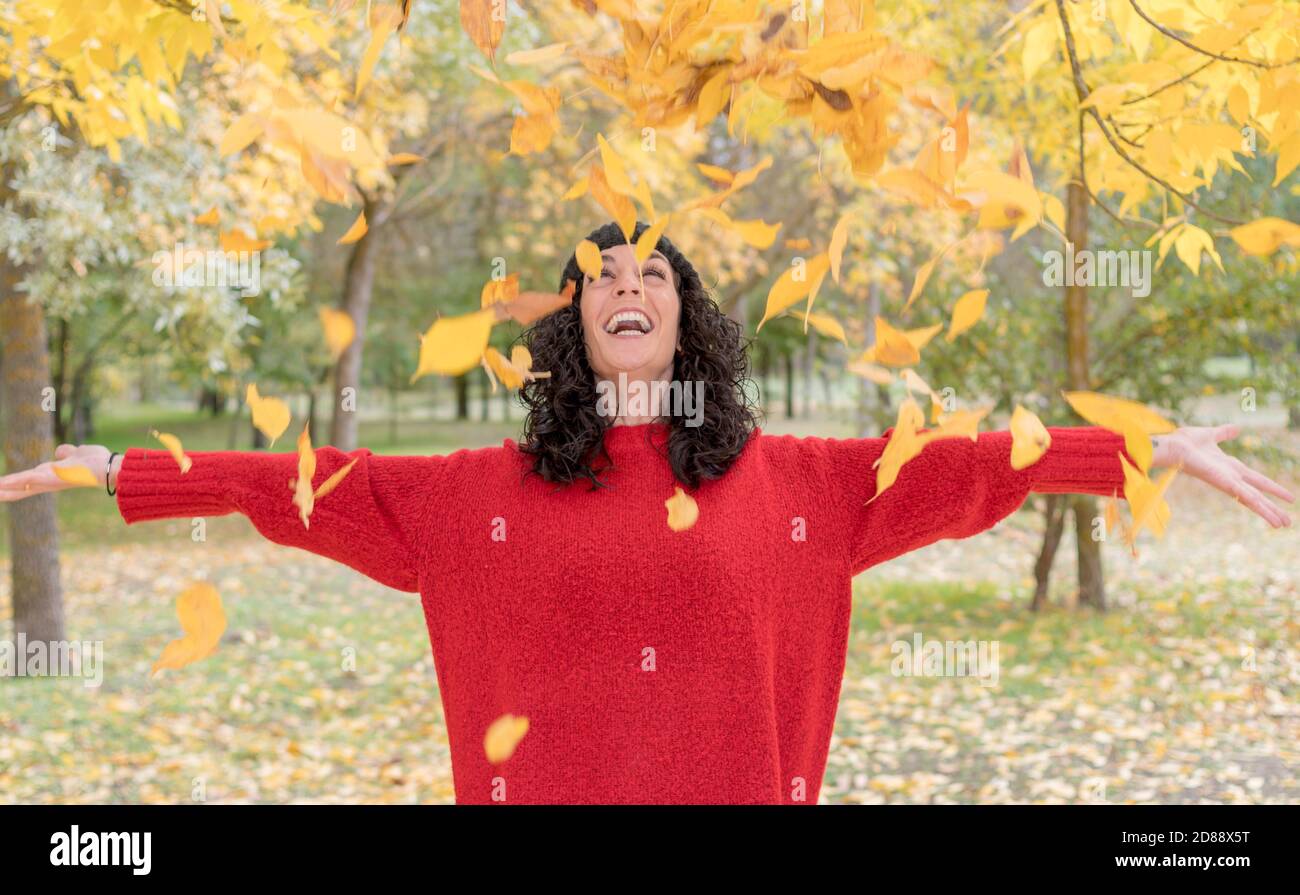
[115, 448, 236, 523]
[1029, 426, 1133, 496]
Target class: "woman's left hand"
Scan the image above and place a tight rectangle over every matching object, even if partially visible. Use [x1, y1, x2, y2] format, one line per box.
[1151, 425, 1294, 529]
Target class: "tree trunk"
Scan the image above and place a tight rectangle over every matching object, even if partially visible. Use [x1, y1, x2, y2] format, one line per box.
[307, 390, 319, 446]
[783, 352, 795, 419]
[330, 195, 382, 452]
[454, 375, 469, 420]
[1065, 170, 1106, 610]
[479, 372, 490, 421]
[802, 330, 816, 419]
[1030, 494, 1067, 611]
[1, 260, 66, 645]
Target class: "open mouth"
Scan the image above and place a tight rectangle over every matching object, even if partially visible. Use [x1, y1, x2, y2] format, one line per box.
[603, 308, 655, 337]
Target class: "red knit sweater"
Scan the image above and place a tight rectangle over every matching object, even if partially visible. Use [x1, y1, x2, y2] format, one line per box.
[115, 422, 1134, 804]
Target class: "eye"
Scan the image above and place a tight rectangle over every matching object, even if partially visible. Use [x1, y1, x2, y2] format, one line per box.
[647, 266, 667, 279]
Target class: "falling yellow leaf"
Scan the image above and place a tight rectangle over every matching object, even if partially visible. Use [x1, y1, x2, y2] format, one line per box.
[194, 205, 220, 226]
[945, 289, 989, 342]
[355, 4, 403, 100]
[1061, 390, 1176, 436]
[151, 583, 227, 677]
[52, 465, 99, 487]
[870, 398, 929, 501]
[757, 253, 830, 331]
[337, 210, 368, 245]
[313, 458, 358, 501]
[494, 280, 576, 326]
[319, 308, 356, 360]
[1009, 404, 1051, 470]
[635, 215, 672, 263]
[790, 310, 847, 343]
[246, 383, 291, 448]
[411, 308, 497, 382]
[218, 113, 263, 157]
[575, 238, 604, 281]
[482, 346, 549, 392]
[220, 228, 272, 253]
[596, 132, 634, 196]
[664, 485, 699, 531]
[1121, 454, 1181, 549]
[460, 0, 508, 61]
[292, 425, 316, 529]
[872, 316, 921, 366]
[387, 152, 425, 165]
[484, 713, 529, 763]
[150, 429, 192, 473]
[505, 42, 568, 66]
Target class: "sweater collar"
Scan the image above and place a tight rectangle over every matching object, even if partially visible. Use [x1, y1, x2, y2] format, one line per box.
[603, 421, 671, 451]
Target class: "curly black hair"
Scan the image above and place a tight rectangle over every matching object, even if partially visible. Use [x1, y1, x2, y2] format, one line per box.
[517, 220, 761, 490]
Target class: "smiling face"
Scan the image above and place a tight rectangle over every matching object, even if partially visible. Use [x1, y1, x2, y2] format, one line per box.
[579, 241, 681, 385]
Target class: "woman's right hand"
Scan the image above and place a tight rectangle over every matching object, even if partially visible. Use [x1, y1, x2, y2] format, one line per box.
[0, 444, 115, 502]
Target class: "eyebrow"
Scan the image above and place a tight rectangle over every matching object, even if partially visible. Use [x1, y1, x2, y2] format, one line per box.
[599, 251, 670, 266]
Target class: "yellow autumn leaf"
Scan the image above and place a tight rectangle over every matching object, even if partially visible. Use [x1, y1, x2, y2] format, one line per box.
[319, 308, 356, 360]
[575, 238, 604, 281]
[946, 289, 989, 342]
[52, 465, 99, 487]
[313, 457, 358, 501]
[387, 152, 425, 165]
[790, 310, 847, 343]
[1009, 404, 1051, 470]
[482, 346, 549, 392]
[1061, 390, 1176, 436]
[872, 316, 921, 367]
[869, 397, 929, 501]
[194, 205, 220, 226]
[596, 132, 634, 196]
[484, 713, 529, 764]
[664, 486, 699, 532]
[337, 210, 368, 245]
[635, 215, 672, 263]
[757, 253, 830, 331]
[1021, 19, 1056, 83]
[292, 425, 316, 529]
[246, 383, 291, 448]
[151, 582, 227, 677]
[411, 308, 497, 381]
[150, 429, 192, 473]
[355, 4, 402, 100]
[1121, 454, 1180, 547]
[218, 113, 263, 157]
[504, 42, 568, 66]
[1228, 217, 1300, 256]
[220, 228, 272, 253]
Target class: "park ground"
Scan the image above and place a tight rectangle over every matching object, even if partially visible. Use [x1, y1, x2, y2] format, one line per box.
[1, 403, 1296, 804]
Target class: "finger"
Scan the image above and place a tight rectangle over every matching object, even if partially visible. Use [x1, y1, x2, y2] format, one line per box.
[53, 443, 78, 460]
[1230, 457, 1296, 503]
[1230, 478, 1290, 528]
[0, 467, 53, 491]
[1214, 424, 1241, 442]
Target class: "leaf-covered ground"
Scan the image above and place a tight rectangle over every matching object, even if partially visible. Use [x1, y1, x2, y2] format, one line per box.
[1, 427, 1295, 804]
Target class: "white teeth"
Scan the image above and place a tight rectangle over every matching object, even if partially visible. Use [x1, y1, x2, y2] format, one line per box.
[604, 310, 653, 334]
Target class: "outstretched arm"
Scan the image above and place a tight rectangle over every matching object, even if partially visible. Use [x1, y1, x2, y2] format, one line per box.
[0, 443, 446, 593]
[810, 424, 1291, 577]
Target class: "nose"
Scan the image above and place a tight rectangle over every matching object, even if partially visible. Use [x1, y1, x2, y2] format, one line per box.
[614, 270, 641, 296]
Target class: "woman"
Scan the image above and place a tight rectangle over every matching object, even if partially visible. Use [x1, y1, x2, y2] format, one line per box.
[1, 221, 1293, 804]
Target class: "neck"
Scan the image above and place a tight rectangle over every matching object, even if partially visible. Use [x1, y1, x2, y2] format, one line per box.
[598, 367, 674, 428]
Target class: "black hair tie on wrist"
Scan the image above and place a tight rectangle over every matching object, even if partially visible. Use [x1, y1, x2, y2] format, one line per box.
[106, 451, 120, 497]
